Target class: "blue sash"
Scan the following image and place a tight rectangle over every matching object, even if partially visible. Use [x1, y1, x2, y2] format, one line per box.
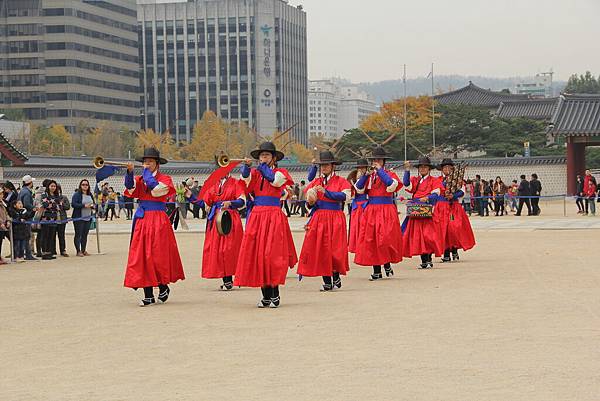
[363, 196, 394, 208]
[351, 194, 367, 211]
[134, 200, 165, 219]
[307, 200, 343, 224]
[246, 196, 280, 223]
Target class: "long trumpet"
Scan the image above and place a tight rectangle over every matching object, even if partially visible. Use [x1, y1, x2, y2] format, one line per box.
[93, 156, 139, 169]
[215, 153, 250, 168]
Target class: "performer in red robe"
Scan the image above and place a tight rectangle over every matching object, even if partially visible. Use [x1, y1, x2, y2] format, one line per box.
[348, 158, 369, 254]
[435, 159, 476, 263]
[186, 172, 246, 290]
[402, 156, 442, 269]
[234, 142, 298, 308]
[298, 151, 351, 291]
[354, 145, 403, 280]
[123, 147, 185, 306]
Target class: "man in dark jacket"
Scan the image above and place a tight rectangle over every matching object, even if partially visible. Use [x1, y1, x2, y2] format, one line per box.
[17, 175, 37, 260]
[530, 173, 542, 215]
[516, 174, 532, 216]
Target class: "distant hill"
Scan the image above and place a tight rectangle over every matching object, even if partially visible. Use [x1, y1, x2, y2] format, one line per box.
[357, 75, 567, 104]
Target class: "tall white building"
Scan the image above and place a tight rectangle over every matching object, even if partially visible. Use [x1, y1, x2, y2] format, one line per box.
[308, 79, 378, 139]
[138, 0, 308, 144]
[515, 72, 554, 98]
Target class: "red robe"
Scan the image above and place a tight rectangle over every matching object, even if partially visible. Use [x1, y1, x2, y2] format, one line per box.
[196, 176, 245, 279]
[354, 169, 404, 266]
[234, 167, 298, 287]
[403, 175, 443, 257]
[434, 176, 476, 252]
[348, 183, 368, 254]
[123, 171, 185, 288]
[298, 174, 351, 277]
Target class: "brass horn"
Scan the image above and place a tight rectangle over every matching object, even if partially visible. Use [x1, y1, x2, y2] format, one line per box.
[93, 156, 139, 169]
[215, 153, 249, 168]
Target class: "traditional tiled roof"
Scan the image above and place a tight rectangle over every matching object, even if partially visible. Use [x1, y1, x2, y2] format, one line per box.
[548, 94, 600, 136]
[496, 98, 559, 121]
[0, 131, 28, 166]
[434, 81, 529, 108]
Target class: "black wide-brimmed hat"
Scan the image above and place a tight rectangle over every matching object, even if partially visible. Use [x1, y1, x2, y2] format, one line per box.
[136, 147, 168, 164]
[415, 156, 434, 168]
[355, 158, 369, 168]
[367, 145, 392, 160]
[316, 150, 342, 165]
[250, 141, 285, 161]
[438, 158, 455, 170]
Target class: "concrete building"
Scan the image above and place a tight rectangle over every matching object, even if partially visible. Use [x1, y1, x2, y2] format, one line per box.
[308, 79, 378, 139]
[137, 0, 308, 144]
[0, 0, 140, 132]
[515, 72, 554, 98]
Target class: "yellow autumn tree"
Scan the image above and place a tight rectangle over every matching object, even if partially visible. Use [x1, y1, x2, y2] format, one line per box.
[136, 128, 180, 160]
[30, 124, 73, 155]
[360, 96, 435, 133]
[84, 122, 124, 158]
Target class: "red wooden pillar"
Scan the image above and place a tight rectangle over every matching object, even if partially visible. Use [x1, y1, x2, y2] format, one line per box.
[566, 137, 586, 195]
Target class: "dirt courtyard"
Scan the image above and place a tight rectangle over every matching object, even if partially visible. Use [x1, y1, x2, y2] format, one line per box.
[2, 229, 600, 401]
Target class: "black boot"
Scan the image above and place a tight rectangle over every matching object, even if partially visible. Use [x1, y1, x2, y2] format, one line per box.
[140, 287, 156, 307]
[258, 287, 271, 308]
[384, 263, 394, 277]
[451, 248, 459, 261]
[270, 286, 280, 308]
[441, 249, 451, 263]
[157, 284, 170, 303]
[370, 265, 383, 281]
[321, 276, 333, 292]
[427, 254, 434, 269]
[419, 255, 429, 269]
[333, 272, 342, 289]
[220, 276, 233, 291]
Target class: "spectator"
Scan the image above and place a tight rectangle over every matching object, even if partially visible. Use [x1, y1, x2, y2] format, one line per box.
[298, 180, 308, 217]
[4, 180, 18, 208]
[55, 184, 70, 257]
[10, 200, 33, 263]
[190, 180, 200, 219]
[40, 180, 62, 260]
[72, 179, 95, 257]
[575, 175, 585, 214]
[33, 182, 47, 257]
[492, 176, 507, 216]
[462, 179, 473, 216]
[0, 190, 9, 264]
[473, 175, 482, 215]
[18, 175, 38, 260]
[480, 179, 492, 217]
[516, 174, 532, 216]
[117, 192, 124, 218]
[178, 181, 189, 219]
[530, 173, 542, 216]
[508, 180, 519, 213]
[123, 191, 134, 220]
[583, 169, 597, 216]
[104, 187, 118, 221]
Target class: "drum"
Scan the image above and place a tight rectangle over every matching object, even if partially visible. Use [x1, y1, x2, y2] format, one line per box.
[406, 202, 433, 218]
[216, 209, 233, 235]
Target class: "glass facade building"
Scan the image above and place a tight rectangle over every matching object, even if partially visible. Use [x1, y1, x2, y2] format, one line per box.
[0, 0, 140, 131]
[138, 0, 308, 145]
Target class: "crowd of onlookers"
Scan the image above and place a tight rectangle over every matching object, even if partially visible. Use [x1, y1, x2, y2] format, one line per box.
[0, 175, 96, 264]
[460, 173, 543, 217]
[575, 169, 599, 216]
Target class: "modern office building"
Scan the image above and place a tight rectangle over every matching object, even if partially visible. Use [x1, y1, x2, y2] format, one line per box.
[0, 0, 140, 132]
[137, 0, 308, 144]
[308, 79, 378, 139]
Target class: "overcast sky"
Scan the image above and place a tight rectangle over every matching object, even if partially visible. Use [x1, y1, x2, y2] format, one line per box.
[297, 0, 600, 83]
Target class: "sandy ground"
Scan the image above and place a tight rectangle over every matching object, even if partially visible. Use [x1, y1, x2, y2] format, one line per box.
[2, 228, 600, 401]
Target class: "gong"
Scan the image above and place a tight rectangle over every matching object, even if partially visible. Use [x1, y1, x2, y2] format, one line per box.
[216, 209, 233, 235]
